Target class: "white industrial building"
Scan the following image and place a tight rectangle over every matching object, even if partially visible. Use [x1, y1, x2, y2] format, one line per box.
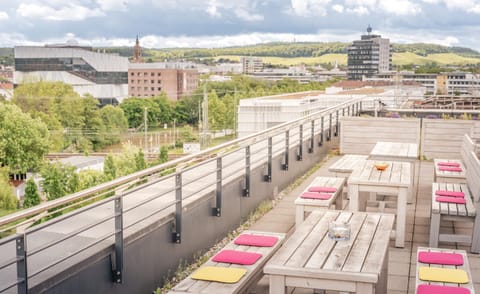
[14, 44, 129, 105]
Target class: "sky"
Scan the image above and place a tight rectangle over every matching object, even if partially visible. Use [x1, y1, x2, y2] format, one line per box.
[0, 0, 480, 50]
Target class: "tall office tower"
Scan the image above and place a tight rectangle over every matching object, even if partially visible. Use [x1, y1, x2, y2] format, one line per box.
[347, 25, 392, 80]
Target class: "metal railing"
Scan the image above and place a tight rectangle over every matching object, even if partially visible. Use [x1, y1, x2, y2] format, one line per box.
[0, 97, 363, 294]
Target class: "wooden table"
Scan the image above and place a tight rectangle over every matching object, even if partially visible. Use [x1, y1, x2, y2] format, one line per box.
[369, 141, 418, 203]
[348, 160, 411, 247]
[264, 210, 394, 294]
[328, 154, 368, 176]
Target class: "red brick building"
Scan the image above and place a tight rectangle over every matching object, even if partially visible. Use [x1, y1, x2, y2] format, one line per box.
[128, 63, 199, 101]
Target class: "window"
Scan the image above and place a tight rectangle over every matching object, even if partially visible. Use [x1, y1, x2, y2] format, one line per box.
[151, 72, 155, 76]
[157, 80, 161, 84]
[131, 80, 134, 83]
[144, 72, 148, 76]
[157, 73, 161, 76]
[151, 80, 154, 83]
[158, 87, 162, 91]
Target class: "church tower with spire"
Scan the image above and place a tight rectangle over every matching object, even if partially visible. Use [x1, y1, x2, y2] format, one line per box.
[132, 35, 143, 63]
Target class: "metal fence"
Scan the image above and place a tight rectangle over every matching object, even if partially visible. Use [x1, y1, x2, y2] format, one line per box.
[0, 98, 363, 294]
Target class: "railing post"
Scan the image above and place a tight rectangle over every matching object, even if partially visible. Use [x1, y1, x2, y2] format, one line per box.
[309, 120, 314, 153]
[264, 137, 272, 182]
[318, 117, 324, 147]
[16, 234, 27, 294]
[282, 130, 289, 170]
[359, 101, 363, 113]
[347, 105, 351, 116]
[297, 124, 303, 160]
[327, 113, 332, 141]
[213, 157, 222, 216]
[243, 146, 250, 197]
[335, 110, 339, 137]
[112, 196, 123, 284]
[171, 173, 182, 243]
[342, 107, 345, 117]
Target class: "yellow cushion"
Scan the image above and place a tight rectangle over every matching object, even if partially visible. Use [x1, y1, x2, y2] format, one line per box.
[419, 267, 469, 284]
[191, 266, 247, 284]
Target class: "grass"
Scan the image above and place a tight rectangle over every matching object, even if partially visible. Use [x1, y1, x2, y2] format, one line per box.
[0, 209, 16, 218]
[214, 52, 480, 67]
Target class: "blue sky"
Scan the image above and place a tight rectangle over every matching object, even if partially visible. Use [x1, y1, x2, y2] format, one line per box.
[0, 0, 479, 50]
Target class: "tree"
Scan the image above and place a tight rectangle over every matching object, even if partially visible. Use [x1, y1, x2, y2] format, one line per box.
[100, 105, 128, 145]
[0, 103, 50, 173]
[104, 153, 116, 180]
[40, 162, 79, 200]
[135, 149, 147, 171]
[80, 95, 106, 151]
[159, 146, 169, 164]
[23, 178, 41, 208]
[78, 169, 107, 190]
[208, 90, 227, 131]
[0, 167, 18, 210]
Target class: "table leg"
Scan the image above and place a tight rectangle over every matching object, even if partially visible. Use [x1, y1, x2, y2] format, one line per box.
[348, 184, 359, 212]
[395, 187, 407, 248]
[407, 161, 415, 204]
[295, 205, 305, 229]
[269, 275, 286, 294]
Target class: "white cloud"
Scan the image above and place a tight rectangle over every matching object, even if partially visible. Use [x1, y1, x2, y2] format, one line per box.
[17, 3, 104, 21]
[97, 0, 128, 11]
[0, 11, 8, 21]
[379, 0, 422, 15]
[290, 0, 332, 16]
[235, 8, 264, 21]
[470, 4, 480, 13]
[346, 6, 369, 15]
[344, 0, 377, 8]
[421, 0, 441, 3]
[206, 0, 222, 17]
[332, 4, 344, 13]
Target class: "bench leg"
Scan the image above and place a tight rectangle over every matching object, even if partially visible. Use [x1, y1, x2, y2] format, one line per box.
[471, 215, 480, 253]
[357, 282, 374, 294]
[269, 275, 285, 294]
[429, 213, 441, 248]
[295, 205, 305, 229]
[349, 184, 359, 211]
[335, 189, 343, 210]
[395, 188, 407, 248]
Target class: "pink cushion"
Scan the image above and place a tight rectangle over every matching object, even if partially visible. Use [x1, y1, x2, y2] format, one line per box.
[439, 166, 463, 172]
[436, 196, 466, 204]
[308, 186, 337, 193]
[234, 234, 278, 247]
[418, 251, 464, 265]
[212, 250, 263, 265]
[437, 162, 461, 167]
[300, 192, 332, 200]
[417, 285, 470, 294]
[435, 190, 465, 198]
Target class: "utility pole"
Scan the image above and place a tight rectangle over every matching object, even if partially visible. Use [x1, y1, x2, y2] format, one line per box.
[144, 107, 148, 152]
[234, 86, 237, 138]
[173, 119, 176, 148]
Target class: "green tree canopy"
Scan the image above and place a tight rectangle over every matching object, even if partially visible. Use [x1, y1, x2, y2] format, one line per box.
[0, 103, 50, 173]
[40, 162, 79, 200]
[23, 178, 41, 208]
[0, 167, 18, 210]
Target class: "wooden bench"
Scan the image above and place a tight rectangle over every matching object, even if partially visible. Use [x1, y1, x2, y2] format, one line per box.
[294, 176, 345, 228]
[328, 154, 368, 176]
[169, 230, 285, 294]
[415, 247, 475, 294]
[433, 134, 475, 183]
[429, 150, 480, 253]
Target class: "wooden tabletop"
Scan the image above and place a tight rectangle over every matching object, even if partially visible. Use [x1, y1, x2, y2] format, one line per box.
[328, 154, 368, 174]
[264, 210, 394, 284]
[348, 160, 411, 187]
[369, 142, 418, 160]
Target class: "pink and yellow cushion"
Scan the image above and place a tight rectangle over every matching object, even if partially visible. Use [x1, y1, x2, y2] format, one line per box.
[438, 166, 463, 172]
[435, 196, 466, 204]
[418, 267, 469, 284]
[437, 162, 461, 167]
[300, 192, 332, 200]
[418, 251, 464, 265]
[417, 284, 470, 294]
[191, 266, 247, 283]
[435, 190, 465, 198]
[212, 250, 262, 265]
[234, 234, 278, 247]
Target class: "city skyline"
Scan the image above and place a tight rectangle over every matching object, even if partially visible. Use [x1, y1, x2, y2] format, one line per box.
[0, 0, 479, 50]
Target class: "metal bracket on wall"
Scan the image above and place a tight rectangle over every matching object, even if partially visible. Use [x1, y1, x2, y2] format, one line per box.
[112, 196, 123, 284]
[327, 113, 332, 141]
[264, 137, 272, 182]
[243, 146, 250, 197]
[212, 157, 222, 216]
[297, 124, 303, 161]
[334, 110, 339, 137]
[171, 173, 182, 243]
[282, 130, 289, 170]
[16, 234, 28, 294]
[309, 120, 314, 153]
[318, 117, 324, 147]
